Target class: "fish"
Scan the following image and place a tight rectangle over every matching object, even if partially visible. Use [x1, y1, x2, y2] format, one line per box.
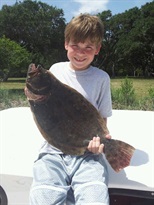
[25, 63, 135, 172]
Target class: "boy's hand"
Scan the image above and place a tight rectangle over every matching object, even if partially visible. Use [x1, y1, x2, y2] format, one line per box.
[87, 135, 111, 154]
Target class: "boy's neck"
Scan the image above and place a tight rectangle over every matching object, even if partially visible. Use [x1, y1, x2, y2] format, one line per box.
[69, 62, 91, 71]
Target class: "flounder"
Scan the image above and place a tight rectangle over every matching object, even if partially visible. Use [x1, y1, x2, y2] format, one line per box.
[25, 63, 135, 172]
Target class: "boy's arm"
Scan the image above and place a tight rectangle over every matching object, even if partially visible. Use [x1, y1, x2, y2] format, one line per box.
[87, 118, 111, 154]
[103, 118, 112, 139]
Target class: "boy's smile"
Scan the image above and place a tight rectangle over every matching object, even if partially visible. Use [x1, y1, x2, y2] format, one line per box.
[65, 41, 101, 71]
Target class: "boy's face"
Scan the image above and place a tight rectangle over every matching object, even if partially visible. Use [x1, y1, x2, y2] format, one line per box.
[65, 40, 101, 71]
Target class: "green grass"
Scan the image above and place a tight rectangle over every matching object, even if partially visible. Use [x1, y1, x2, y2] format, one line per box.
[0, 77, 154, 111]
[0, 78, 26, 90]
[0, 78, 28, 110]
[111, 78, 154, 99]
[1, 78, 153, 98]
[111, 78, 154, 110]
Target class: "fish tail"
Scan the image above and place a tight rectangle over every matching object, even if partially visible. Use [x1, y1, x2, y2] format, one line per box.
[103, 139, 135, 172]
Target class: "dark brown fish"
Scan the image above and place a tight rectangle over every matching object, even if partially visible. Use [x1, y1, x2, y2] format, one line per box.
[25, 63, 135, 172]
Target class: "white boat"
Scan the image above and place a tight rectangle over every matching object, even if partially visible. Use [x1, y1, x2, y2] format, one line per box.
[0, 107, 154, 204]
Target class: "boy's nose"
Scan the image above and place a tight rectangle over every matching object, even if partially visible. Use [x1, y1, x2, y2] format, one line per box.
[76, 47, 86, 54]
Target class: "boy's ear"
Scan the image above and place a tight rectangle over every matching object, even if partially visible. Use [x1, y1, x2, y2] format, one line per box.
[95, 45, 101, 55]
[65, 42, 68, 50]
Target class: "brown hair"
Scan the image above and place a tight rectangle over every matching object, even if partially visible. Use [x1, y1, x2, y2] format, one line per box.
[65, 13, 104, 46]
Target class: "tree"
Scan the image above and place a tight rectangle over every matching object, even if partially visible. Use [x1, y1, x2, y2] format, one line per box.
[96, 2, 154, 77]
[0, 36, 32, 81]
[0, 0, 153, 77]
[115, 3, 154, 77]
[96, 11, 114, 74]
[0, 0, 66, 67]
[113, 7, 141, 76]
[97, 10, 124, 77]
[135, 2, 154, 76]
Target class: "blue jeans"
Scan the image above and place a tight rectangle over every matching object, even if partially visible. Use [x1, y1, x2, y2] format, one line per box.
[30, 153, 109, 205]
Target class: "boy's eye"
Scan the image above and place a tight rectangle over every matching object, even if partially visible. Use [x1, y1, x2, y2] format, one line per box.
[69, 44, 94, 52]
[86, 46, 93, 51]
[71, 45, 78, 49]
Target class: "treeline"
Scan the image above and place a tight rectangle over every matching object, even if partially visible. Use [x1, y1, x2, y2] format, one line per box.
[0, 0, 153, 81]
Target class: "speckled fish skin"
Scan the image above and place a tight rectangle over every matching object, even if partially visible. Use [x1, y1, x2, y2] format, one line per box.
[25, 64, 135, 172]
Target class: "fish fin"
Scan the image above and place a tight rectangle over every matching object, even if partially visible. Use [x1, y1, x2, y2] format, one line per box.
[104, 139, 135, 172]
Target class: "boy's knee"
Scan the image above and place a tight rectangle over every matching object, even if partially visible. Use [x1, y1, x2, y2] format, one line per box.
[30, 185, 67, 205]
[74, 182, 109, 205]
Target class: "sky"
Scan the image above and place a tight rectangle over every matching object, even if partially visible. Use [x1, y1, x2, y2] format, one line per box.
[0, 0, 153, 22]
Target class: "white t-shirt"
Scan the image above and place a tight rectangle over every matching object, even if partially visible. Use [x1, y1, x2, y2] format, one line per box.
[40, 62, 112, 154]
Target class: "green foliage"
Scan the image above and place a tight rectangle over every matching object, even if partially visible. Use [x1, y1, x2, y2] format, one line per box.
[0, 0, 153, 77]
[147, 87, 154, 109]
[116, 3, 154, 77]
[148, 87, 154, 99]
[1, 78, 153, 111]
[0, 89, 28, 109]
[112, 77, 136, 107]
[98, 1, 154, 77]
[0, 36, 32, 81]
[120, 78, 136, 105]
[111, 78, 154, 110]
[0, 0, 66, 68]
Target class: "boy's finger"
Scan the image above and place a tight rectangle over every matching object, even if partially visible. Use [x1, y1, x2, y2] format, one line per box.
[98, 144, 104, 153]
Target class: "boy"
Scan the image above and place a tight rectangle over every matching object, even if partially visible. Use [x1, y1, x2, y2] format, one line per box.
[30, 13, 112, 205]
